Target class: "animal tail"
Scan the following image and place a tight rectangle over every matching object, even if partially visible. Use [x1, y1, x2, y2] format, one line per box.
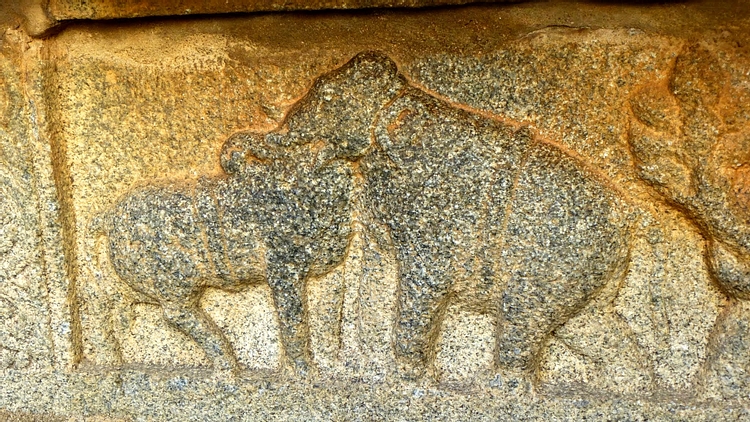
[88, 209, 114, 278]
[89, 209, 111, 237]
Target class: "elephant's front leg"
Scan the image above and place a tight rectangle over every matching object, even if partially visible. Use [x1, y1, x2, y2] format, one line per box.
[394, 247, 453, 379]
[266, 253, 312, 373]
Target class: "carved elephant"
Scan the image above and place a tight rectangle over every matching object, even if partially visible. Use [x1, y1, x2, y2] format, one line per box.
[95, 51, 637, 378]
[264, 52, 636, 378]
[362, 91, 634, 377]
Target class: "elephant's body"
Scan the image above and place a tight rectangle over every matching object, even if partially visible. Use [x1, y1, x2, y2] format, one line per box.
[361, 88, 633, 373]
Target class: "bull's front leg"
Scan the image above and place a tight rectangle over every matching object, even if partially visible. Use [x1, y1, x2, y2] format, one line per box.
[161, 301, 239, 374]
[266, 249, 312, 374]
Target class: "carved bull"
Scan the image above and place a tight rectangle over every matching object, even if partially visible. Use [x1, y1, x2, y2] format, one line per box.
[92, 52, 409, 373]
[93, 127, 358, 373]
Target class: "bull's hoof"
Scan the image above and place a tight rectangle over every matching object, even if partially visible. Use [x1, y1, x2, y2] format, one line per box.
[396, 359, 427, 381]
[292, 357, 316, 379]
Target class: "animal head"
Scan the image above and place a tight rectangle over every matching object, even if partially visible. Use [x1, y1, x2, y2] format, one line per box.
[277, 51, 407, 160]
[221, 52, 407, 175]
[628, 43, 750, 298]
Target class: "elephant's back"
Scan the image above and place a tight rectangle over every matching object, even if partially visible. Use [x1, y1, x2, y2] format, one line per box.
[502, 141, 632, 293]
[362, 87, 533, 248]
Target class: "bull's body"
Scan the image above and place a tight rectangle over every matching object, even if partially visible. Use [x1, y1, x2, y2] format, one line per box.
[99, 153, 354, 372]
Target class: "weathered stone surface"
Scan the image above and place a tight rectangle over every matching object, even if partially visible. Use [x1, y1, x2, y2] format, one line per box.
[0, 28, 71, 374]
[0, 37, 52, 372]
[1, 0, 750, 420]
[23, 0, 516, 36]
[45, 0, 507, 20]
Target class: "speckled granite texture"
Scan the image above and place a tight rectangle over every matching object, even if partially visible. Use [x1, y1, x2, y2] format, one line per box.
[0, 1, 750, 420]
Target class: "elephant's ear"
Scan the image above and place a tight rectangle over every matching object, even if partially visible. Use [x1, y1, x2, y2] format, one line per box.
[282, 51, 407, 158]
[220, 131, 271, 176]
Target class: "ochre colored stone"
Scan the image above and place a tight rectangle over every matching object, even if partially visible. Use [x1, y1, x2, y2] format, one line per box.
[27, 0, 514, 35]
[47, 0, 505, 19]
[0, 1, 749, 420]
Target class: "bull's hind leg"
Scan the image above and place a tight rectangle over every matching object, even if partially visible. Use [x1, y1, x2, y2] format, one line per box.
[496, 143, 631, 374]
[162, 302, 239, 373]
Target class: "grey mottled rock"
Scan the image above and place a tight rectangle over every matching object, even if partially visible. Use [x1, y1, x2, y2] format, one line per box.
[1, 2, 750, 419]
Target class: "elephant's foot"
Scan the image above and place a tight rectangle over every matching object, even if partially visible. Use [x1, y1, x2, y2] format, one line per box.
[394, 349, 429, 381]
[488, 366, 535, 396]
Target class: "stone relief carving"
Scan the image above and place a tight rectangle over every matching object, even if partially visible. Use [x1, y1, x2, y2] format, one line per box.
[628, 43, 750, 393]
[629, 44, 750, 299]
[0, 151, 47, 369]
[3, 1, 750, 415]
[93, 52, 640, 379]
[360, 71, 634, 380]
[92, 136, 355, 374]
[87, 46, 749, 391]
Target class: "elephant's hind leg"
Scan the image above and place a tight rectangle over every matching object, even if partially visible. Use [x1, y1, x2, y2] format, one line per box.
[162, 302, 239, 373]
[496, 143, 631, 373]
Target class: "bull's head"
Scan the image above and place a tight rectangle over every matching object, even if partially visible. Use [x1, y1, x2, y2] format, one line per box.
[629, 43, 750, 298]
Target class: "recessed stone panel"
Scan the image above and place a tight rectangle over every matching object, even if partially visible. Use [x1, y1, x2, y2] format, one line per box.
[1, 1, 750, 420]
